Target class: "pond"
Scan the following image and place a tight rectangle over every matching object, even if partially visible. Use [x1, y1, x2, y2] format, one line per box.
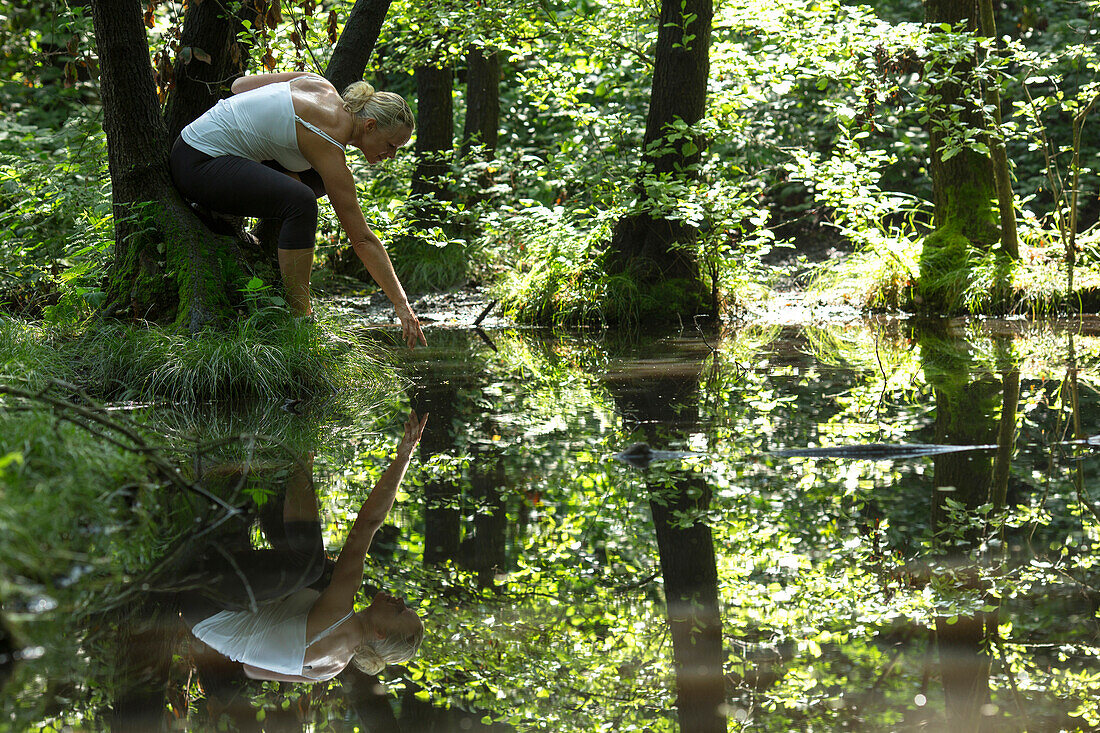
[3, 318, 1100, 731]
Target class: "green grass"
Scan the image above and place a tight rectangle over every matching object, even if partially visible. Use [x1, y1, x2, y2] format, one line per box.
[0, 309, 396, 404]
[808, 223, 1100, 316]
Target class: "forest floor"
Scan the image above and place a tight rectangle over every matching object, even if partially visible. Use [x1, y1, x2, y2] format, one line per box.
[319, 229, 863, 330]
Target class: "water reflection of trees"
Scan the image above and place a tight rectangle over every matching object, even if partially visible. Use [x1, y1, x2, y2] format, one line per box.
[9, 326, 1100, 729]
[606, 361, 727, 732]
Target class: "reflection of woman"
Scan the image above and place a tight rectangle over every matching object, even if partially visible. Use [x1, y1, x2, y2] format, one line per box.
[181, 411, 428, 681]
[170, 71, 426, 348]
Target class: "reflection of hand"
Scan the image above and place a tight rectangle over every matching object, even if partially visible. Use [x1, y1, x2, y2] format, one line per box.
[397, 410, 428, 457]
[396, 306, 427, 349]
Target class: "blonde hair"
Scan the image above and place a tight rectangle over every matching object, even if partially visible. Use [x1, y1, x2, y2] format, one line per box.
[351, 624, 424, 675]
[342, 81, 414, 132]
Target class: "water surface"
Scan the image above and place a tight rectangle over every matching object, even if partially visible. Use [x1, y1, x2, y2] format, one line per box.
[3, 320, 1100, 731]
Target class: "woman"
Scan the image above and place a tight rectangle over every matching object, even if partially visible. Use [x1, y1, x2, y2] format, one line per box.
[170, 72, 426, 348]
[181, 410, 429, 680]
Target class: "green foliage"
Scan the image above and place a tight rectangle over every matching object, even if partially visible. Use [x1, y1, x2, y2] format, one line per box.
[0, 399, 175, 728]
[0, 112, 111, 317]
[491, 204, 621, 325]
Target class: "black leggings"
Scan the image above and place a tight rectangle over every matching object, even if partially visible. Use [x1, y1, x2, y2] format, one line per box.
[179, 519, 326, 627]
[170, 137, 326, 250]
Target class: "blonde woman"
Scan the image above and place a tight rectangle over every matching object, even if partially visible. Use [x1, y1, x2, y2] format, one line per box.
[170, 72, 426, 348]
[181, 411, 429, 680]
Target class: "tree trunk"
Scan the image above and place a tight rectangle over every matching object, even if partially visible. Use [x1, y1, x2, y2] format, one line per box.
[163, 0, 259, 145]
[92, 0, 248, 331]
[978, 0, 1019, 259]
[460, 46, 500, 209]
[918, 0, 1003, 311]
[650, 475, 727, 733]
[461, 46, 499, 157]
[606, 0, 713, 321]
[411, 62, 455, 227]
[324, 0, 392, 93]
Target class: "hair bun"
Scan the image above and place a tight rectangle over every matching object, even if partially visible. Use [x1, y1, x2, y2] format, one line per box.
[345, 81, 376, 100]
[341, 81, 415, 131]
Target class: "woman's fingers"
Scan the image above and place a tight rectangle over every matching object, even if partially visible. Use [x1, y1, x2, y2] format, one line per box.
[401, 410, 428, 446]
[396, 309, 425, 349]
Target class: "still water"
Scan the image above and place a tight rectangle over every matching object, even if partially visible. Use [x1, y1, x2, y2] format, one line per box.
[3, 320, 1100, 731]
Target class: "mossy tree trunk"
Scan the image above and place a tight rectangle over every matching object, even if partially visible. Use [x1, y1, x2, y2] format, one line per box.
[918, 0, 1005, 313]
[92, 0, 246, 332]
[607, 0, 713, 321]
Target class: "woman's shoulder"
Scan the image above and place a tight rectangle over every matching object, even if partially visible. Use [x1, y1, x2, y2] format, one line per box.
[290, 73, 337, 92]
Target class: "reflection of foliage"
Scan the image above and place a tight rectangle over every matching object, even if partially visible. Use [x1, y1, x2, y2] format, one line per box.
[7, 324, 1100, 728]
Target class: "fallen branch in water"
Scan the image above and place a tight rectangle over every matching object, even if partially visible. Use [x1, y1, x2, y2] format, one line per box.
[0, 378, 239, 514]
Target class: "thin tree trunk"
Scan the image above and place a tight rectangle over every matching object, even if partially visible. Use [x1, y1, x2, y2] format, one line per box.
[324, 0, 392, 92]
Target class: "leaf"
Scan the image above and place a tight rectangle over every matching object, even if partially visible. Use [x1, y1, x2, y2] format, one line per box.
[193, 47, 212, 64]
[327, 9, 339, 45]
[179, 47, 192, 65]
[681, 140, 698, 157]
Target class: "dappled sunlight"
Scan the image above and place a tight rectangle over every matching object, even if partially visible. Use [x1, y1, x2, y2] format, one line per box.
[4, 322, 1100, 729]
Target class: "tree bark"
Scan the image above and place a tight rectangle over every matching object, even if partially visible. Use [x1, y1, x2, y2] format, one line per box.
[411, 62, 455, 227]
[461, 46, 500, 157]
[324, 0, 392, 93]
[918, 0, 1004, 311]
[606, 0, 713, 320]
[977, 0, 1019, 259]
[92, 0, 247, 331]
[162, 0, 262, 145]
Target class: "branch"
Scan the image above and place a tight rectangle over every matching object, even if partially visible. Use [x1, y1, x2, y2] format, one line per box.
[0, 379, 239, 513]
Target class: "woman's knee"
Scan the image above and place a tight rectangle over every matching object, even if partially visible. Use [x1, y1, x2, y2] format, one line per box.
[277, 187, 319, 249]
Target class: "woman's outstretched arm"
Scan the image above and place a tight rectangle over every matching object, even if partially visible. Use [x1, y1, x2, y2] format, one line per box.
[314, 411, 427, 610]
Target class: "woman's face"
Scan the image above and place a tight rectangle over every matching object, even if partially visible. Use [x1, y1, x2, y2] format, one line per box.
[367, 590, 422, 639]
[356, 122, 412, 165]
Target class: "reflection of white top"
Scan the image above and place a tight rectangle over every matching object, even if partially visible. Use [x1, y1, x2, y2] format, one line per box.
[190, 588, 352, 678]
[181, 82, 345, 172]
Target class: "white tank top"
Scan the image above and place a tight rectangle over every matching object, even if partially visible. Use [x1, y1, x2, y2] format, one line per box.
[181, 81, 345, 172]
[189, 588, 353, 678]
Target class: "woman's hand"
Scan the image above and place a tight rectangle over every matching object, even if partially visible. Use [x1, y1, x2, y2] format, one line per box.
[398, 410, 429, 458]
[396, 305, 427, 349]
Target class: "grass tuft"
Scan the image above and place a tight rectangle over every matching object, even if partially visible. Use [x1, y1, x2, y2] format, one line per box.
[0, 309, 393, 404]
